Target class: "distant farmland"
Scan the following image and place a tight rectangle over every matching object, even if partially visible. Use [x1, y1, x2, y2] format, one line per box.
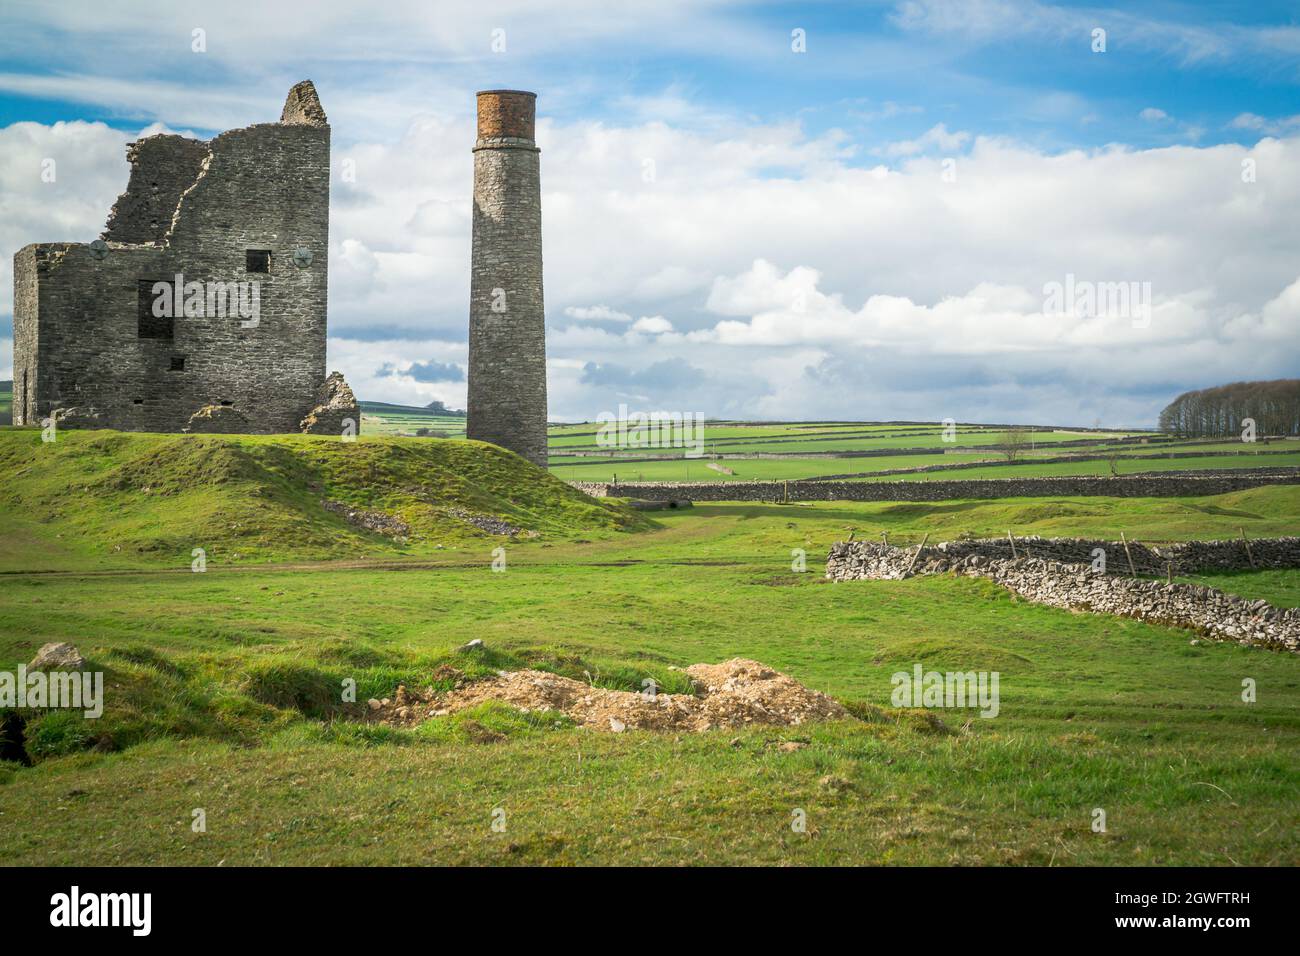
[545, 419, 1297, 484]
[359, 400, 466, 438]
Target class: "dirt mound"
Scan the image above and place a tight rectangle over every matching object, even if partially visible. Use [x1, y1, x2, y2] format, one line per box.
[366, 658, 848, 733]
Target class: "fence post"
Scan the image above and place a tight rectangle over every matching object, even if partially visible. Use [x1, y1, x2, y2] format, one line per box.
[906, 533, 931, 575]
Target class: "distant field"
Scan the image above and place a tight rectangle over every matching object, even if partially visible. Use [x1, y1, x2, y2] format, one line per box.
[359, 401, 466, 438]
[548, 421, 1143, 454]
[851, 453, 1300, 481]
[0, 380, 11, 425]
[548, 451, 1002, 483]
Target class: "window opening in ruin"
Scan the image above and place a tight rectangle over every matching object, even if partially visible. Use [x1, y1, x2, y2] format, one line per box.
[137, 279, 173, 340]
[133, 399, 144, 405]
[246, 249, 272, 273]
[170, 356, 186, 372]
[219, 400, 233, 407]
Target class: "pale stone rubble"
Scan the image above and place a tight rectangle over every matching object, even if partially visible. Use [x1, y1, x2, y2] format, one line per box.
[366, 658, 848, 732]
[299, 371, 360, 435]
[825, 536, 1300, 654]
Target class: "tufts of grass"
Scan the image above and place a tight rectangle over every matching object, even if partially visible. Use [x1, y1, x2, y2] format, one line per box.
[23, 711, 94, 759]
[412, 701, 576, 744]
[236, 659, 343, 719]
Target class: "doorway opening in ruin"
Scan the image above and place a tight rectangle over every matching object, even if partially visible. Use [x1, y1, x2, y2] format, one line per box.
[246, 249, 271, 273]
[137, 279, 173, 340]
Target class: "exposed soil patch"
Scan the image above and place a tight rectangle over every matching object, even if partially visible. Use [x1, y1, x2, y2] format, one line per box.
[366, 658, 848, 733]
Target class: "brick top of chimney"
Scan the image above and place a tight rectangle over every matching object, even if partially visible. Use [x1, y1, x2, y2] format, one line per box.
[476, 90, 536, 143]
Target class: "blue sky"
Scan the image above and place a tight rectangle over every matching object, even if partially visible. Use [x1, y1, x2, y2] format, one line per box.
[2, 1, 1296, 149]
[1, 0, 1297, 425]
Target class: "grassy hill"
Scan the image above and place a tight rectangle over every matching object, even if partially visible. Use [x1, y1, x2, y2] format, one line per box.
[0, 429, 645, 571]
[0, 486, 1297, 864]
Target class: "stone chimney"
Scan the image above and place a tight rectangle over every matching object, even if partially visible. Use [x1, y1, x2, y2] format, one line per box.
[466, 90, 549, 468]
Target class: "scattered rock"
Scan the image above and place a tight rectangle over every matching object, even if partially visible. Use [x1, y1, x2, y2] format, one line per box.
[458, 639, 484, 652]
[320, 499, 409, 538]
[28, 642, 86, 671]
[300, 371, 360, 435]
[446, 507, 530, 536]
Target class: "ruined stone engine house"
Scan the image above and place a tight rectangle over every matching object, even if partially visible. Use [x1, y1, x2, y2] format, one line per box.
[12, 81, 356, 435]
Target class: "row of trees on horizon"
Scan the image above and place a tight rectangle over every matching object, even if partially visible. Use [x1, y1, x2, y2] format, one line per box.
[1158, 379, 1300, 438]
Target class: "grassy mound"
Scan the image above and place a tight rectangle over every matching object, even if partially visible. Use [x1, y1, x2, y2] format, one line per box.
[0, 429, 646, 569]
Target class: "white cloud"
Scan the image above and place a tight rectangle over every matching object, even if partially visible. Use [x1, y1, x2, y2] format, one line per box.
[1139, 108, 1169, 123]
[328, 337, 467, 408]
[4, 83, 1299, 427]
[564, 305, 632, 323]
[630, 315, 673, 334]
[1229, 112, 1300, 136]
[881, 123, 971, 157]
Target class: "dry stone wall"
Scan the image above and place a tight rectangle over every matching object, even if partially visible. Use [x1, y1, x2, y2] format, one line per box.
[825, 538, 1300, 653]
[575, 472, 1300, 502]
[883, 534, 1300, 575]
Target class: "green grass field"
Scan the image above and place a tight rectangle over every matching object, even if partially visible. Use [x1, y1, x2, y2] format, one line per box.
[0, 426, 1297, 865]
[0, 380, 11, 425]
[358, 401, 466, 438]
[549, 450, 1300, 484]
[544, 418, 1290, 486]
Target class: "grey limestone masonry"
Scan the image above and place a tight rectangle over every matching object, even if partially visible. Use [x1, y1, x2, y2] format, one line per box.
[825, 538, 1300, 653]
[573, 472, 1300, 502]
[466, 90, 549, 468]
[12, 81, 340, 434]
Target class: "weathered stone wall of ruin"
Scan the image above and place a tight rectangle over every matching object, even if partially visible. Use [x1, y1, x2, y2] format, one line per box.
[12, 100, 330, 434]
[574, 472, 1300, 501]
[102, 135, 210, 245]
[11, 246, 39, 425]
[825, 538, 1300, 653]
[467, 91, 549, 469]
